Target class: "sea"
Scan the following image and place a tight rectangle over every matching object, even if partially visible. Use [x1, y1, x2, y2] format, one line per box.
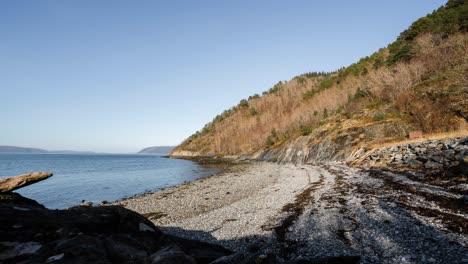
[0, 154, 220, 209]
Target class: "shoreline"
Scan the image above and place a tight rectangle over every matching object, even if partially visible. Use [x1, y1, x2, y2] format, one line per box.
[117, 161, 468, 262]
[116, 162, 310, 250]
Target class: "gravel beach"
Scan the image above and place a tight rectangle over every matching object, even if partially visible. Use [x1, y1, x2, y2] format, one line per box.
[118, 162, 468, 263]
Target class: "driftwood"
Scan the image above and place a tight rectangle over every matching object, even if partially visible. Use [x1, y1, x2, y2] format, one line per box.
[0, 172, 53, 192]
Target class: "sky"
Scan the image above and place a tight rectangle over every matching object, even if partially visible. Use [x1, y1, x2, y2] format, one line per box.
[0, 0, 446, 153]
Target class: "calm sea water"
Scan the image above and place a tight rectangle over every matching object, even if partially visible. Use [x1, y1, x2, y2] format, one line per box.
[0, 154, 219, 209]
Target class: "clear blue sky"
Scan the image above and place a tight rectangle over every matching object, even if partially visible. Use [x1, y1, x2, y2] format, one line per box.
[1, 0, 445, 153]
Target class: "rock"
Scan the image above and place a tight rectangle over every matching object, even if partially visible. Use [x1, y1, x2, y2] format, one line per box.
[80, 201, 93, 207]
[0, 192, 232, 263]
[140, 222, 156, 232]
[407, 160, 423, 168]
[424, 161, 443, 170]
[150, 246, 196, 264]
[103, 235, 148, 261]
[395, 154, 403, 161]
[0, 172, 53, 192]
[430, 155, 445, 164]
[0, 241, 42, 260]
[46, 253, 64, 263]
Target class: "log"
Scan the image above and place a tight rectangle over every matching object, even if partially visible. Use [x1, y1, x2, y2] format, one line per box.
[0, 172, 53, 192]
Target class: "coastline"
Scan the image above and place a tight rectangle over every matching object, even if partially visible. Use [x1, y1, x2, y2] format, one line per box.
[116, 161, 468, 262]
[115, 162, 305, 251]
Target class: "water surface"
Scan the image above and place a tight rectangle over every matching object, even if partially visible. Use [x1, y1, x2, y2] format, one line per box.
[0, 154, 219, 209]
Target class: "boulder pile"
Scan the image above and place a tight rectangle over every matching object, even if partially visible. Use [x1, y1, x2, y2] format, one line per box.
[359, 137, 468, 175]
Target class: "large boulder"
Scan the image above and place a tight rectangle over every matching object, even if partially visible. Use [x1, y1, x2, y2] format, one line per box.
[0, 192, 232, 263]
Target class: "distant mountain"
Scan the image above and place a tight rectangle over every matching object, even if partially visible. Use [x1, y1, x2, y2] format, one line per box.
[0, 146, 97, 154]
[0, 146, 48, 154]
[138, 146, 175, 155]
[47, 150, 96, 154]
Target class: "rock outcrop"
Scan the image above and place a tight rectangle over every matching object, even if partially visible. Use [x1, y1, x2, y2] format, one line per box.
[0, 173, 232, 263]
[0, 192, 232, 263]
[0, 172, 53, 193]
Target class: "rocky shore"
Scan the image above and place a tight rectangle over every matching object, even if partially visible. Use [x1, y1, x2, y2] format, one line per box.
[2, 137, 467, 263]
[119, 160, 468, 263]
[0, 173, 232, 263]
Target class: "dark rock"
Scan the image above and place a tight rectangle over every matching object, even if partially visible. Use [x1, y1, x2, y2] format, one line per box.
[407, 160, 423, 168]
[285, 256, 361, 264]
[424, 161, 443, 170]
[150, 246, 196, 264]
[430, 155, 445, 164]
[103, 235, 148, 261]
[0, 192, 232, 263]
[55, 235, 109, 262]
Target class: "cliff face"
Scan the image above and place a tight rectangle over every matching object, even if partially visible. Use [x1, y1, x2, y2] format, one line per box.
[171, 0, 468, 163]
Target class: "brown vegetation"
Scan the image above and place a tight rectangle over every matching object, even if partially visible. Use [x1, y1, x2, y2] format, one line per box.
[176, 34, 467, 156]
[174, 1, 468, 157]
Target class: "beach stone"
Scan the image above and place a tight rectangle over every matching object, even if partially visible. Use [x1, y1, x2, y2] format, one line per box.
[0, 172, 53, 192]
[424, 161, 443, 170]
[150, 246, 196, 264]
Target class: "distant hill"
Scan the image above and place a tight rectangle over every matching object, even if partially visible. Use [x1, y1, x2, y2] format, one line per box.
[0, 146, 48, 154]
[0, 146, 96, 154]
[47, 150, 96, 155]
[138, 146, 175, 155]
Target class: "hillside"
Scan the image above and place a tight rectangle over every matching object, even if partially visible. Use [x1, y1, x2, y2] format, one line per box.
[171, 0, 468, 162]
[138, 146, 175, 155]
[0, 146, 48, 154]
[0, 146, 96, 155]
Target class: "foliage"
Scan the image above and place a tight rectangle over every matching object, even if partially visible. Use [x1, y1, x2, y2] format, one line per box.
[373, 113, 387, 121]
[178, 1, 468, 156]
[353, 87, 367, 100]
[249, 107, 257, 116]
[268, 81, 283, 94]
[299, 123, 313, 136]
[319, 77, 334, 89]
[303, 89, 318, 100]
[238, 99, 249, 108]
[387, 0, 467, 65]
[323, 108, 328, 118]
[248, 94, 260, 100]
[265, 128, 278, 147]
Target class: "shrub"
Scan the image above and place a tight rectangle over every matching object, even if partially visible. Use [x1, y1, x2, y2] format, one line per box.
[319, 77, 334, 89]
[303, 89, 317, 100]
[353, 87, 367, 100]
[373, 113, 387, 121]
[249, 107, 257, 116]
[265, 136, 275, 147]
[239, 99, 249, 108]
[300, 124, 313, 136]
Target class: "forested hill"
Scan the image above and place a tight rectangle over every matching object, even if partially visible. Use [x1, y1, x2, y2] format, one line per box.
[172, 0, 467, 159]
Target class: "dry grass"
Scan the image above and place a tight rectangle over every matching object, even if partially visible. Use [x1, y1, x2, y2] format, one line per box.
[366, 128, 468, 150]
[178, 33, 468, 156]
